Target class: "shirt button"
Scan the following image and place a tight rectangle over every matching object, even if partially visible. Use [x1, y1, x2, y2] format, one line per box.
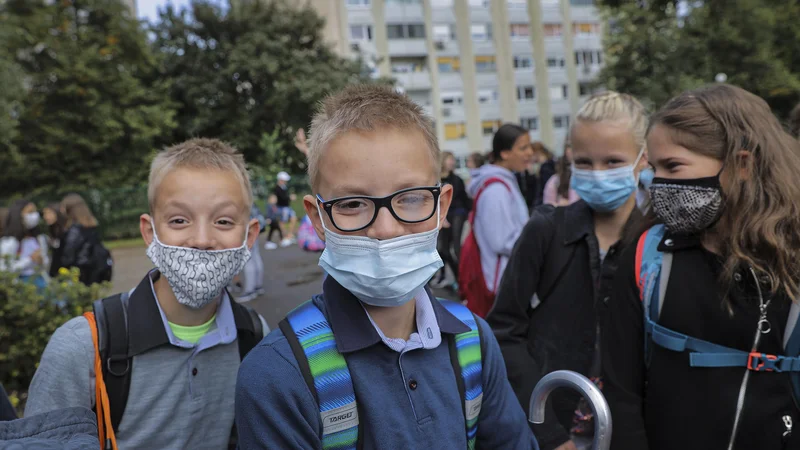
[664, 239, 674, 247]
[192, 368, 198, 376]
[603, 296, 610, 304]
[409, 380, 418, 390]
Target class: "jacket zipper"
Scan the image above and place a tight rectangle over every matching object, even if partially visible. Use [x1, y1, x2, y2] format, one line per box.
[726, 267, 771, 450]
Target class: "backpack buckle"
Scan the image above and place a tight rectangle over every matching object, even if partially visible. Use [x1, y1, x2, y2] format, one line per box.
[748, 352, 781, 372]
[106, 356, 131, 377]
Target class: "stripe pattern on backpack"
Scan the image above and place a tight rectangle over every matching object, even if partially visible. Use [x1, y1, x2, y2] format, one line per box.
[285, 302, 359, 450]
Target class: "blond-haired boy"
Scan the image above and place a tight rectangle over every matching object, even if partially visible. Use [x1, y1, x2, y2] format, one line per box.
[26, 138, 268, 449]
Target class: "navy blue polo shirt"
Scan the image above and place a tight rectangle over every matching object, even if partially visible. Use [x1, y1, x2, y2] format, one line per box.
[235, 276, 538, 449]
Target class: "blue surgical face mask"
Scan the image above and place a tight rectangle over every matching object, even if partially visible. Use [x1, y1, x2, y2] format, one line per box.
[639, 167, 655, 189]
[570, 148, 645, 213]
[316, 202, 443, 308]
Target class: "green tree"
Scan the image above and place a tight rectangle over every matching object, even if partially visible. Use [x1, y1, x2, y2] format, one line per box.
[0, 0, 177, 198]
[150, 0, 371, 176]
[598, 0, 800, 116]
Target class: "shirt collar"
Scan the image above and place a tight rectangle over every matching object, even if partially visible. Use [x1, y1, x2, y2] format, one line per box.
[563, 200, 644, 245]
[321, 276, 470, 354]
[126, 270, 237, 354]
[361, 287, 442, 352]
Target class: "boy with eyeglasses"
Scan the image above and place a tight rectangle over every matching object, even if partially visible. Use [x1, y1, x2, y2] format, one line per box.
[235, 85, 537, 449]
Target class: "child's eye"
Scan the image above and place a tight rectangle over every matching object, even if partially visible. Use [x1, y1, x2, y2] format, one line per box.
[170, 218, 187, 225]
[217, 219, 234, 226]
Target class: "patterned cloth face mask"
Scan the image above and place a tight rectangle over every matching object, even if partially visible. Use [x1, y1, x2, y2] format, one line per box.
[649, 173, 724, 235]
[146, 221, 251, 309]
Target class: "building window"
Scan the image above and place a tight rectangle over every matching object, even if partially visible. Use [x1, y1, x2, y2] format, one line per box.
[433, 24, 451, 41]
[547, 58, 557, 68]
[550, 86, 565, 100]
[482, 120, 501, 135]
[445, 123, 467, 140]
[388, 24, 426, 39]
[596, 51, 603, 64]
[513, 55, 533, 69]
[478, 90, 497, 104]
[437, 56, 460, 73]
[579, 83, 591, 96]
[517, 85, 535, 100]
[510, 23, 530, 40]
[544, 24, 562, 37]
[347, 0, 370, 6]
[573, 22, 600, 35]
[562, 85, 569, 99]
[553, 115, 570, 129]
[471, 24, 489, 41]
[408, 24, 426, 38]
[475, 55, 496, 73]
[521, 117, 539, 130]
[441, 91, 463, 105]
[349, 25, 373, 41]
[508, 0, 526, 7]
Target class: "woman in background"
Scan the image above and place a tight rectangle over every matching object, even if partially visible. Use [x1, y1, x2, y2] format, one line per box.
[0, 199, 49, 288]
[42, 203, 68, 278]
[56, 194, 107, 285]
[543, 139, 580, 207]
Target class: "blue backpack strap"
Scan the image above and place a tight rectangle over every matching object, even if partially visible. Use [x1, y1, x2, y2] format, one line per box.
[441, 300, 483, 450]
[279, 301, 360, 450]
[636, 224, 665, 363]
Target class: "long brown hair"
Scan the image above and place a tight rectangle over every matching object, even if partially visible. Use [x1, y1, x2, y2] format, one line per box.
[556, 137, 572, 200]
[62, 193, 99, 228]
[647, 84, 800, 303]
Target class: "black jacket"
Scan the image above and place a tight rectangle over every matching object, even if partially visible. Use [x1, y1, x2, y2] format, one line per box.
[273, 184, 291, 208]
[53, 225, 98, 284]
[603, 231, 800, 450]
[516, 170, 539, 212]
[535, 159, 556, 207]
[442, 172, 471, 218]
[488, 201, 639, 450]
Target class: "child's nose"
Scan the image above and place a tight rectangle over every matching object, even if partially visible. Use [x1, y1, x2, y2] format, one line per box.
[365, 207, 405, 241]
[189, 225, 216, 250]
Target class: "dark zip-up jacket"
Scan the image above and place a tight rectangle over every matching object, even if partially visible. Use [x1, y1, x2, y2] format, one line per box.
[602, 231, 800, 450]
[488, 200, 639, 450]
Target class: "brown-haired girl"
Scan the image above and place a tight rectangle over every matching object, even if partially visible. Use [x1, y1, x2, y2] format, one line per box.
[53, 193, 109, 284]
[602, 84, 800, 450]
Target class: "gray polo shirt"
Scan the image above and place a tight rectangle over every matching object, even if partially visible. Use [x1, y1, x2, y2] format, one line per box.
[25, 271, 260, 450]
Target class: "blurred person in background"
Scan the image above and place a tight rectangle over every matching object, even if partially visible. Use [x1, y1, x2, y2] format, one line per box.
[273, 171, 298, 247]
[543, 139, 580, 207]
[42, 202, 68, 278]
[0, 199, 49, 288]
[55, 193, 112, 285]
[0, 207, 8, 237]
[433, 151, 470, 290]
[533, 142, 557, 207]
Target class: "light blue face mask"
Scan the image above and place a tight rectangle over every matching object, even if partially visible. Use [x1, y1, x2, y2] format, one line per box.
[639, 167, 655, 189]
[316, 201, 443, 308]
[570, 148, 645, 213]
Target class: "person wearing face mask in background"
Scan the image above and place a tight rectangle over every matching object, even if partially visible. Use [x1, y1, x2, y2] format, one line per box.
[0, 199, 50, 288]
[26, 139, 268, 450]
[488, 92, 649, 450]
[460, 124, 533, 318]
[236, 85, 537, 450]
[603, 85, 800, 450]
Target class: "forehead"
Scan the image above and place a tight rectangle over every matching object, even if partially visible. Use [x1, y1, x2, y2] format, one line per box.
[317, 128, 438, 198]
[571, 120, 638, 157]
[154, 167, 249, 212]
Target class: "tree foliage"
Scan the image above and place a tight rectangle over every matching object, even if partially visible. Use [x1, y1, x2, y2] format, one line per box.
[0, 0, 177, 198]
[150, 0, 370, 175]
[598, 0, 800, 117]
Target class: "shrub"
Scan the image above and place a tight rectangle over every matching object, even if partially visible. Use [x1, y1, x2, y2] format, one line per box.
[0, 267, 109, 412]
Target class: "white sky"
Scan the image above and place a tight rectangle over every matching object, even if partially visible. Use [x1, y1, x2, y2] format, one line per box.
[137, 0, 198, 22]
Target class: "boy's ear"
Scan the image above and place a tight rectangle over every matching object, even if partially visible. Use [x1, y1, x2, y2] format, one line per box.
[437, 184, 454, 230]
[303, 194, 325, 241]
[140, 214, 155, 246]
[246, 218, 260, 249]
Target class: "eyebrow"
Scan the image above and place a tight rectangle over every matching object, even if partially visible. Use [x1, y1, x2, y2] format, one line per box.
[327, 182, 436, 199]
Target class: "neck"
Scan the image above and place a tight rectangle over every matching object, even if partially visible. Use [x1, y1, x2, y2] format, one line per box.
[154, 275, 218, 326]
[593, 194, 636, 250]
[363, 299, 417, 340]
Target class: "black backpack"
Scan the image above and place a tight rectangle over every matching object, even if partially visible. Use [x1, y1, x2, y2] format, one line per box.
[91, 292, 263, 442]
[85, 236, 113, 285]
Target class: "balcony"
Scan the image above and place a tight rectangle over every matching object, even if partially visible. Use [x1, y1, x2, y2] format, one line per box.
[394, 71, 433, 91]
[388, 39, 428, 56]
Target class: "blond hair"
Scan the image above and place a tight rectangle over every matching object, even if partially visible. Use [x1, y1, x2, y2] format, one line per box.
[148, 138, 252, 211]
[62, 193, 98, 228]
[573, 91, 648, 149]
[308, 84, 440, 190]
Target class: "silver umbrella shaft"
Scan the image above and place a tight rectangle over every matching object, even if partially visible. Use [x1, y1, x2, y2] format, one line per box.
[529, 370, 612, 450]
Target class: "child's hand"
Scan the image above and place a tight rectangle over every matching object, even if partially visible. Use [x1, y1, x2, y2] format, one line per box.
[295, 128, 309, 157]
[31, 250, 43, 264]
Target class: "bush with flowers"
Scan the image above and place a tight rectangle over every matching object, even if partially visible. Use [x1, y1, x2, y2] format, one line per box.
[0, 267, 109, 413]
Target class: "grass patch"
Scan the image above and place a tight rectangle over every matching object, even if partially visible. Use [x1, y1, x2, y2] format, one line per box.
[105, 237, 145, 250]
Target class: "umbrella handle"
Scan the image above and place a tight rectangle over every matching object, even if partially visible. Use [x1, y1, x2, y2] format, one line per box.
[528, 370, 612, 450]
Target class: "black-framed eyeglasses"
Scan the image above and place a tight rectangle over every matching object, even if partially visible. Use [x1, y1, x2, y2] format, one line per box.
[317, 185, 441, 232]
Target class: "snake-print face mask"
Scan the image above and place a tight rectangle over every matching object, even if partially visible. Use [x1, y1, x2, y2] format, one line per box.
[146, 223, 251, 309]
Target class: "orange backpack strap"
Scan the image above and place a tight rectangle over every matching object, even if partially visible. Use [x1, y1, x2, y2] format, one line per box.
[83, 312, 118, 450]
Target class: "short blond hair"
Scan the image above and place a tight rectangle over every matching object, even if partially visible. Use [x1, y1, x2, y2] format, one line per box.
[148, 138, 252, 211]
[308, 84, 440, 190]
[573, 91, 648, 149]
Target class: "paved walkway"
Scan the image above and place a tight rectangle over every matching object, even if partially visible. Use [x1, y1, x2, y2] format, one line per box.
[111, 237, 458, 329]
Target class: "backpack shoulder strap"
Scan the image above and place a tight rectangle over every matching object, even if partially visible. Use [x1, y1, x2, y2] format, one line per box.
[279, 301, 360, 450]
[441, 300, 483, 449]
[230, 299, 264, 361]
[469, 177, 512, 225]
[635, 224, 667, 322]
[83, 310, 117, 450]
[93, 292, 131, 433]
